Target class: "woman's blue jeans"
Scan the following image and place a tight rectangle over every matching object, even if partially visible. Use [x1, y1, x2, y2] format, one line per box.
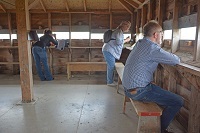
[124, 83, 184, 131]
[102, 51, 116, 84]
[32, 46, 53, 81]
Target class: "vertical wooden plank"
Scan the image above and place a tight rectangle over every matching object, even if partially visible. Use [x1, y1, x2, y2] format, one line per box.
[158, 0, 166, 27]
[7, 13, 14, 74]
[194, 0, 200, 61]
[48, 13, 53, 74]
[89, 13, 91, 63]
[69, 13, 72, 62]
[15, 0, 34, 102]
[171, 0, 180, 53]
[168, 73, 176, 93]
[110, 13, 112, 29]
[141, 4, 147, 28]
[48, 13, 51, 30]
[136, 9, 141, 41]
[148, 0, 153, 21]
[188, 86, 200, 133]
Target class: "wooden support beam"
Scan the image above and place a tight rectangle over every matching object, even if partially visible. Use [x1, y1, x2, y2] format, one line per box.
[0, 2, 6, 12]
[39, 0, 46, 12]
[64, 0, 69, 12]
[28, 0, 39, 10]
[124, 0, 139, 8]
[194, 0, 200, 61]
[15, 0, 34, 103]
[171, 0, 180, 53]
[83, 0, 86, 12]
[118, 0, 133, 14]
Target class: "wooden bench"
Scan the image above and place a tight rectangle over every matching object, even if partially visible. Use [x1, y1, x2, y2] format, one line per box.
[115, 62, 163, 133]
[66, 62, 107, 80]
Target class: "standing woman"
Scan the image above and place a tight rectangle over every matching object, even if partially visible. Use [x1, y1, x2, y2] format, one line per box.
[102, 21, 131, 86]
[32, 30, 58, 81]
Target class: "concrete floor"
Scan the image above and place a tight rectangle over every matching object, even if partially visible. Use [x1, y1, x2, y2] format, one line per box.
[0, 74, 186, 133]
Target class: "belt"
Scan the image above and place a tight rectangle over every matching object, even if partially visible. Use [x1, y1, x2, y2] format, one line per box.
[128, 88, 137, 95]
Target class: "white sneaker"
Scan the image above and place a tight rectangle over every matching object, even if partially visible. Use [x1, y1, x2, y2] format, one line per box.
[107, 82, 117, 86]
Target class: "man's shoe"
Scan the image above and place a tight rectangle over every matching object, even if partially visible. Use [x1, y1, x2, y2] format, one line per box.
[107, 82, 117, 87]
[162, 129, 174, 133]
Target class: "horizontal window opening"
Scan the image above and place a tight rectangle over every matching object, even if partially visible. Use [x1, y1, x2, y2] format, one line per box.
[53, 32, 69, 39]
[163, 30, 172, 40]
[180, 27, 196, 40]
[71, 32, 89, 39]
[0, 34, 10, 39]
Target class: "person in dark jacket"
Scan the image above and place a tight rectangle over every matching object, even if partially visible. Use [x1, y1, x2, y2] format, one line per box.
[32, 30, 58, 81]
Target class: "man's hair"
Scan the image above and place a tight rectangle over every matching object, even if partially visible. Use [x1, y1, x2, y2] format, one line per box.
[117, 21, 131, 29]
[143, 20, 161, 37]
[43, 30, 52, 35]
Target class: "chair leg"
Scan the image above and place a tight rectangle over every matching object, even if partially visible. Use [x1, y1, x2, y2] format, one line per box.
[123, 96, 130, 113]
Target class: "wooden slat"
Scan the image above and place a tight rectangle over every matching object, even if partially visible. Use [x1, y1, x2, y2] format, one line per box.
[0, 62, 19, 64]
[130, 99, 162, 116]
[68, 62, 106, 71]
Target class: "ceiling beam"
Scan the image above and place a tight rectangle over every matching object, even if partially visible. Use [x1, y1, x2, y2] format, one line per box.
[0, 2, 6, 12]
[83, 0, 86, 11]
[137, 0, 145, 3]
[28, 0, 39, 10]
[39, 0, 46, 12]
[64, 0, 69, 12]
[118, 0, 134, 14]
[132, 0, 142, 5]
[125, 0, 139, 8]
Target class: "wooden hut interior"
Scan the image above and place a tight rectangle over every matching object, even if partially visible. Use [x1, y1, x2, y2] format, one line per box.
[0, 0, 200, 133]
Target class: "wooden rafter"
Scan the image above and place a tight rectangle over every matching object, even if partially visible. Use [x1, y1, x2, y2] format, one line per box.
[118, 0, 133, 14]
[64, 0, 69, 12]
[0, 2, 6, 12]
[83, 0, 86, 11]
[137, 0, 145, 3]
[39, 0, 46, 12]
[28, 0, 39, 10]
[132, 0, 142, 5]
[125, 0, 139, 8]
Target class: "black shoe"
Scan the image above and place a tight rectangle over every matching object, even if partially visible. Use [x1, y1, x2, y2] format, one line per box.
[162, 130, 174, 133]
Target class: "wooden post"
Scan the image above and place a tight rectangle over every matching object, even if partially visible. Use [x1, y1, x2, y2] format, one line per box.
[194, 0, 200, 61]
[171, 0, 180, 53]
[15, 0, 34, 103]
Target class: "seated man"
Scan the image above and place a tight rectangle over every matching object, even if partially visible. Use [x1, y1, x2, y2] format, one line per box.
[122, 20, 184, 133]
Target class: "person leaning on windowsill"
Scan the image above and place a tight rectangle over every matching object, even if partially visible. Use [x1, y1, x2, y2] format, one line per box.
[32, 30, 58, 81]
[102, 21, 131, 86]
[122, 20, 184, 133]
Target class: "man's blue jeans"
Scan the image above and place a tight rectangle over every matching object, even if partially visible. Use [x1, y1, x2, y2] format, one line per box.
[102, 51, 115, 84]
[32, 46, 53, 81]
[124, 83, 184, 131]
